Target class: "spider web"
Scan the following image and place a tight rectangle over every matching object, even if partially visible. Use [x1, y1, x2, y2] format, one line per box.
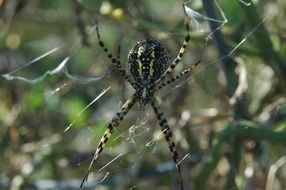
[1, 0, 282, 189]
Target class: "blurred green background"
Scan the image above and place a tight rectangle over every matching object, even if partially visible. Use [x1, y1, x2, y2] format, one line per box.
[1, 0, 286, 190]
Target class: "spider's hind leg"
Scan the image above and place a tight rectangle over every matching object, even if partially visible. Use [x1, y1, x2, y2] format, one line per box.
[151, 99, 184, 190]
[80, 96, 137, 188]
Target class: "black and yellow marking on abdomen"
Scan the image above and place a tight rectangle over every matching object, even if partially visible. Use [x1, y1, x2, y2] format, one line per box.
[128, 39, 169, 83]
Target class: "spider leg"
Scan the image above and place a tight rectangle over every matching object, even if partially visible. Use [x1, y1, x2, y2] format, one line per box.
[116, 45, 131, 83]
[95, 22, 137, 89]
[157, 60, 200, 90]
[80, 96, 137, 188]
[156, 5, 191, 85]
[151, 99, 184, 190]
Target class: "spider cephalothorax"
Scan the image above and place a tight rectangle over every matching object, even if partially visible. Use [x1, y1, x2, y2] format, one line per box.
[128, 39, 169, 108]
[80, 5, 200, 190]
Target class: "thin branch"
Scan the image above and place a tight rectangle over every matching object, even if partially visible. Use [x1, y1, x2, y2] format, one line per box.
[72, 0, 90, 47]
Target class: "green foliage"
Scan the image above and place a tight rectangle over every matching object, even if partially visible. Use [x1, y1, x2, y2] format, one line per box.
[1, 0, 286, 190]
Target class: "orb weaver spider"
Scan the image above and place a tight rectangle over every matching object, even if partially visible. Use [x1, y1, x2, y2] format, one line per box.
[80, 4, 200, 190]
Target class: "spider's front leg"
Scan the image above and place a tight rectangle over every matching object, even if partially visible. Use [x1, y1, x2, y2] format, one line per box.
[156, 4, 191, 85]
[151, 99, 184, 190]
[157, 60, 201, 90]
[80, 96, 137, 188]
[95, 22, 137, 89]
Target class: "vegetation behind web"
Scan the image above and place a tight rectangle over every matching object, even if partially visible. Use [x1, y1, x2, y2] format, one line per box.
[0, 0, 285, 190]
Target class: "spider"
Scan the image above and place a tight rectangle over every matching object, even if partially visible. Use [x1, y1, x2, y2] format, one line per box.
[80, 5, 200, 190]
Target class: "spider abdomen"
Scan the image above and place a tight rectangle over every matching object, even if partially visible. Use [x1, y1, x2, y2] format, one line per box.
[128, 39, 169, 83]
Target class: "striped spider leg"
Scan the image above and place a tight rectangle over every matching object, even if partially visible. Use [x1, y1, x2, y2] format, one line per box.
[157, 60, 201, 90]
[95, 22, 137, 89]
[151, 98, 184, 190]
[156, 4, 192, 85]
[80, 96, 137, 188]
